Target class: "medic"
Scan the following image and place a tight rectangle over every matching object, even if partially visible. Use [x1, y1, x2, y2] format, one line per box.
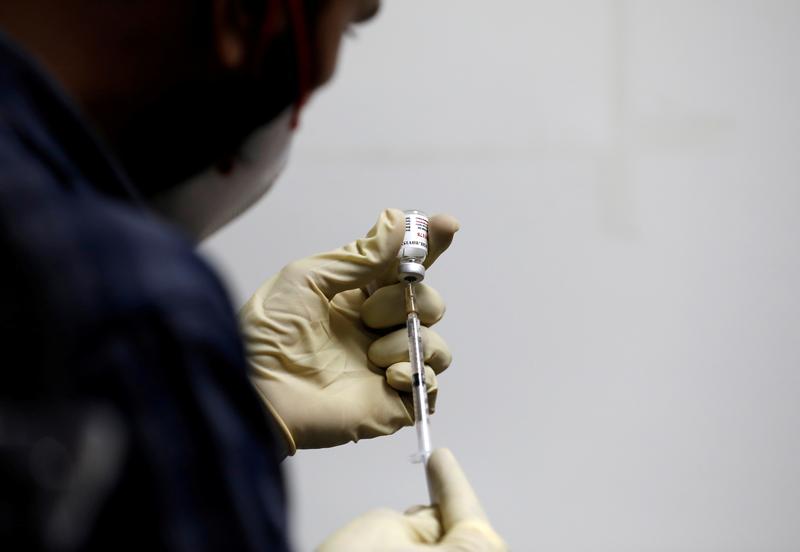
[0, 1, 505, 550]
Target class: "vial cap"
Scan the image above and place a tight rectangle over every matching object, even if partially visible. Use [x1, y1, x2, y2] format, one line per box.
[398, 261, 426, 283]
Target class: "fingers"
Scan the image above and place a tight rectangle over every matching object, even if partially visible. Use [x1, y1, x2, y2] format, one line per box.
[279, 210, 458, 303]
[426, 448, 488, 530]
[386, 363, 439, 412]
[318, 507, 444, 551]
[424, 213, 460, 269]
[372, 324, 448, 415]
[439, 520, 508, 551]
[403, 506, 443, 544]
[367, 327, 452, 374]
[290, 208, 404, 301]
[386, 363, 438, 393]
[361, 283, 445, 329]
[408, 502, 505, 552]
[426, 449, 508, 550]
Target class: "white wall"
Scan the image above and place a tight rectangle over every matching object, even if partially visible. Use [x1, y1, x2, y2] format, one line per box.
[203, 1, 800, 550]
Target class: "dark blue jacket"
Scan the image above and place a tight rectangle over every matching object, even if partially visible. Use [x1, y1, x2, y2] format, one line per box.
[0, 33, 289, 552]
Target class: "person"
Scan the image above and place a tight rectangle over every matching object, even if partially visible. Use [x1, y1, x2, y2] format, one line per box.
[0, 1, 505, 550]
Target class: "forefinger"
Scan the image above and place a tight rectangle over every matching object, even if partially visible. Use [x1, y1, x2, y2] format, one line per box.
[426, 448, 489, 531]
[424, 213, 460, 269]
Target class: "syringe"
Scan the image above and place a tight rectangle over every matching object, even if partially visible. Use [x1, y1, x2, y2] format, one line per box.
[397, 210, 432, 466]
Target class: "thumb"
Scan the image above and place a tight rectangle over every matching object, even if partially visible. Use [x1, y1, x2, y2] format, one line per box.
[303, 208, 404, 300]
[427, 448, 507, 550]
[426, 448, 487, 530]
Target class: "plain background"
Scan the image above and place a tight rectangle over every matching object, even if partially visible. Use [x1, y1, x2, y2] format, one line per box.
[203, 1, 800, 550]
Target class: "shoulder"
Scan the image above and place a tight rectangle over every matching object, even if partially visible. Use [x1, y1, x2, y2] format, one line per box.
[0, 146, 238, 357]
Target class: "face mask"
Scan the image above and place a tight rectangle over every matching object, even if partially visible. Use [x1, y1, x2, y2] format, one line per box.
[149, 107, 293, 241]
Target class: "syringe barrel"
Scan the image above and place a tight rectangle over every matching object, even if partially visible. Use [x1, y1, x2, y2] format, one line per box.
[407, 308, 432, 463]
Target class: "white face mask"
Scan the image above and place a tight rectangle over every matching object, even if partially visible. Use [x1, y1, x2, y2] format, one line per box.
[150, 108, 293, 241]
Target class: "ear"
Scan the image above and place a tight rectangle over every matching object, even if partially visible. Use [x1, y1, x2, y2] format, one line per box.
[211, 0, 250, 69]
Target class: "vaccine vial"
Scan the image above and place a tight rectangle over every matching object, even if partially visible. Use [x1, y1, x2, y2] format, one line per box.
[398, 209, 429, 283]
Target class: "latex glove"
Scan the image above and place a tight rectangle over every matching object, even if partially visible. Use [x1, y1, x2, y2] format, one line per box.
[317, 448, 507, 552]
[240, 208, 459, 453]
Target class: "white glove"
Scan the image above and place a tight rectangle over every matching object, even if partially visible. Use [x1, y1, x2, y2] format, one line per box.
[240, 209, 459, 453]
[318, 448, 507, 552]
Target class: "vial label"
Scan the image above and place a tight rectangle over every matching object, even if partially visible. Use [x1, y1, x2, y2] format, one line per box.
[399, 212, 429, 261]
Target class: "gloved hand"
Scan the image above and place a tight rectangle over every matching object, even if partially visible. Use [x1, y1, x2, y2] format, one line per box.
[317, 448, 507, 552]
[240, 208, 459, 453]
